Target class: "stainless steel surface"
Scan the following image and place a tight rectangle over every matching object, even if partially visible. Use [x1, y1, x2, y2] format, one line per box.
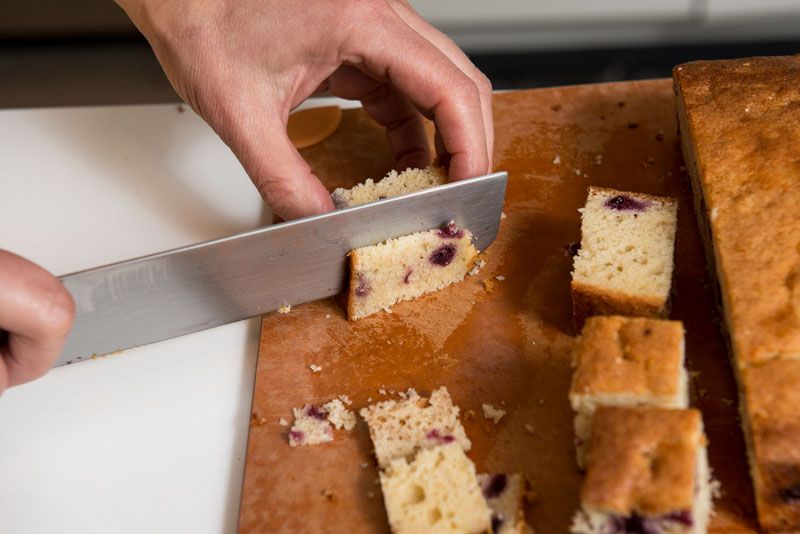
[57, 171, 507, 367]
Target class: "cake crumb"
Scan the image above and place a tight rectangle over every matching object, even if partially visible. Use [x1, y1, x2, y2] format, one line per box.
[483, 279, 496, 292]
[338, 394, 352, 406]
[469, 258, 486, 276]
[574, 168, 582, 176]
[321, 489, 334, 500]
[322, 398, 357, 431]
[386, 340, 391, 345]
[279, 417, 288, 427]
[495, 275, 505, 282]
[309, 364, 322, 373]
[463, 409, 476, 422]
[367, 397, 373, 403]
[524, 424, 535, 434]
[278, 303, 291, 314]
[745, 106, 751, 113]
[553, 155, 561, 165]
[710, 207, 719, 221]
[594, 154, 603, 165]
[482, 403, 506, 424]
[500, 211, 507, 220]
[378, 388, 387, 396]
[250, 413, 267, 427]
[360, 462, 369, 468]
[325, 314, 331, 319]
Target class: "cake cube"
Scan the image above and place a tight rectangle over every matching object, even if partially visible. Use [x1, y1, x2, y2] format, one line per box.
[570, 406, 713, 534]
[347, 221, 478, 320]
[331, 166, 447, 209]
[569, 316, 688, 467]
[477, 473, 531, 534]
[742, 359, 800, 531]
[380, 442, 491, 534]
[359, 387, 471, 469]
[288, 404, 333, 447]
[571, 187, 678, 329]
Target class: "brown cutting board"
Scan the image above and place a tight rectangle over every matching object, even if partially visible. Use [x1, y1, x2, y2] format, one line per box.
[238, 79, 757, 533]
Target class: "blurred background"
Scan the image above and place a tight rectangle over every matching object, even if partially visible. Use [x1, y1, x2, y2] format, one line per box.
[1, 0, 799, 108]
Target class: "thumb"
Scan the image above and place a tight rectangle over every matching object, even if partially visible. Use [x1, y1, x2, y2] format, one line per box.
[232, 116, 335, 220]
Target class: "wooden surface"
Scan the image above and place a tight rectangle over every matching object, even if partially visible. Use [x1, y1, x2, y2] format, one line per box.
[238, 80, 757, 533]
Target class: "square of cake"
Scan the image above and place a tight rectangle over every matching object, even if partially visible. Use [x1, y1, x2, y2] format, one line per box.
[477, 473, 531, 534]
[742, 358, 800, 531]
[331, 166, 447, 209]
[359, 387, 471, 469]
[347, 221, 478, 320]
[380, 442, 491, 534]
[288, 404, 333, 447]
[569, 316, 689, 467]
[571, 186, 678, 329]
[570, 406, 713, 534]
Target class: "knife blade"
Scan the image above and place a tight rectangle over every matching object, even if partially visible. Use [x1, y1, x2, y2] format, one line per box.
[56, 171, 507, 367]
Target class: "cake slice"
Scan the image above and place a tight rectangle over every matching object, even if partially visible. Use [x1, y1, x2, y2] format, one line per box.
[380, 442, 491, 534]
[359, 387, 471, 469]
[331, 166, 447, 209]
[571, 406, 713, 534]
[741, 359, 800, 531]
[571, 187, 678, 329]
[347, 221, 478, 320]
[478, 473, 532, 534]
[569, 316, 689, 468]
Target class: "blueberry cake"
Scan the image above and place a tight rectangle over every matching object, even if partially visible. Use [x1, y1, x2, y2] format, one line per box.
[477, 473, 532, 534]
[569, 316, 688, 467]
[359, 387, 471, 469]
[674, 56, 800, 531]
[331, 166, 447, 209]
[347, 221, 479, 320]
[571, 187, 678, 329]
[288, 404, 334, 447]
[380, 442, 492, 534]
[570, 406, 713, 534]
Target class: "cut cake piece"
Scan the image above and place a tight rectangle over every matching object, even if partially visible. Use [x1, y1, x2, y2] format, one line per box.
[288, 404, 333, 447]
[331, 166, 447, 209]
[571, 186, 678, 329]
[569, 316, 688, 468]
[347, 221, 478, 320]
[741, 359, 800, 531]
[359, 387, 471, 469]
[478, 473, 531, 534]
[571, 406, 713, 534]
[380, 442, 491, 534]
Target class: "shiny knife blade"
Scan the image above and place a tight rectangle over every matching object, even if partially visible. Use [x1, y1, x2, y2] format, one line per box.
[57, 171, 507, 367]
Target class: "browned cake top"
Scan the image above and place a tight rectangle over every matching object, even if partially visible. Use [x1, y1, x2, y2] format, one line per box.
[743, 359, 800, 531]
[674, 55, 800, 367]
[582, 406, 702, 516]
[570, 316, 684, 397]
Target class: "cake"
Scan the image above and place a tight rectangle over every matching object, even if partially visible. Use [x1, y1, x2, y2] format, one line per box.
[674, 55, 800, 531]
[477, 473, 531, 534]
[570, 406, 713, 534]
[571, 187, 678, 329]
[321, 398, 356, 431]
[569, 316, 689, 467]
[347, 221, 478, 320]
[380, 442, 491, 534]
[741, 359, 800, 531]
[288, 404, 333, 447]
[359, 387, 471, 469]
[331, 166, 447, 209]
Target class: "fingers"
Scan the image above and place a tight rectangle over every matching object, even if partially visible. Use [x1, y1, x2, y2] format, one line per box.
[0, 250, 75, 393]
[327, 66, 430, 171]
[386, 0, 494, 173]
[219, 105, 335, 220]
[344, 7, 488, 181]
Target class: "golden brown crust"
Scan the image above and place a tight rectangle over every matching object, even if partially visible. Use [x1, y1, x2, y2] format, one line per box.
[570, 316, 684, 397]
[742, 360, 800, 532]
[346, 251, 358, 320]
[571, 282, 670, 332]
[674, 56, 800, 367]
[581, 406, 702, 516]
[588, 186, 679, 209]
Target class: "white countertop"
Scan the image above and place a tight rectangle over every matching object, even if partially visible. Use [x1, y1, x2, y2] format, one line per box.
[0, 98, 355, 533]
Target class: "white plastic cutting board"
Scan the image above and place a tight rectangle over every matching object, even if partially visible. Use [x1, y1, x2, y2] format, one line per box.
[0, 98, 356, 533]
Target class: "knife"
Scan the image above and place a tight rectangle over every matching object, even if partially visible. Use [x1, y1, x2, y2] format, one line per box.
[56, 171, 508, 367]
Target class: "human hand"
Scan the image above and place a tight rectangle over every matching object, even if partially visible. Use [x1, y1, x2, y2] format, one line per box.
[117, 0, 493, 220]
[0, 251, 75, 395]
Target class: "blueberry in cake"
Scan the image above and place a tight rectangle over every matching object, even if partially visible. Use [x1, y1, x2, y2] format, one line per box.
[570, 406, 713, 534]
[380, 442, 492, 534]
[477, 473, 532, 534]
[359, 387, 471, 469]
[331, 166, 447, 209]
[347, 221, 478, 320]
[571, 187, 678, 329]
[569, 316, 688, 468]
